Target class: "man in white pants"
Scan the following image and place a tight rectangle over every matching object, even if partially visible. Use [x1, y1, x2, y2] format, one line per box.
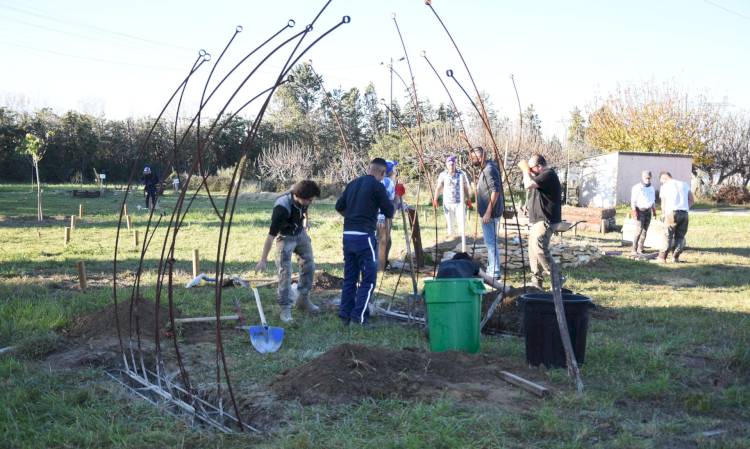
[433, 155, 471, 251]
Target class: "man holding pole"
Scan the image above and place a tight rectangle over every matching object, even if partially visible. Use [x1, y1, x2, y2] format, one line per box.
[335, 158, 395, 326]
[519, 154, 562, 290]
[469, 146, 503, 280]
[433, 155, 472, 252]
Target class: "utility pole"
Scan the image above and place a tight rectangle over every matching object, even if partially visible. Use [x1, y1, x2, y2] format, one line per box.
[380, 56, 405, 133]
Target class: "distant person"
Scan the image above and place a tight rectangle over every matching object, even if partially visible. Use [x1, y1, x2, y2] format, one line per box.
[255, 180, 322, 323]
[520, 154, 562, 290]
[335, 158, 395, 326]
[171, 170, 181, 193]
[630, 170, 656, 255]
[469, 146, 503, 280]
[141, 166, 159, 211]
[433, 155, 472, 251]
[655, 172, 694, 263]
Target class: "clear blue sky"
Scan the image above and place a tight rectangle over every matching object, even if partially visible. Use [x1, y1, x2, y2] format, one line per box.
[1, 0, 748, 138]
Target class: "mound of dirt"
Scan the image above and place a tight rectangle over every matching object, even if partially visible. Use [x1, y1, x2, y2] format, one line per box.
[314, 272, 344, 290]
[271, 343, 541, 405]
[65, 297, 177, 340]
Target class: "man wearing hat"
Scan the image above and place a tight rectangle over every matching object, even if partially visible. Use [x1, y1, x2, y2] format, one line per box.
[141, 165, 159, 211]
[433, 155, 471, 252]
[469, 147, 504, 280]
[336, 158, 395, 326]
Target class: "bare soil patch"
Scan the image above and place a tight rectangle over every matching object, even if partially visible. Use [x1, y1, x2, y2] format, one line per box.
[313, 271, 343, 290]
[64, 297, 177, 340]
[271, 343, 544, 406]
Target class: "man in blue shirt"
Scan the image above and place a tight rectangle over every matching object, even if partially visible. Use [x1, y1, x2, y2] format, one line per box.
[335, 158, 395, 326]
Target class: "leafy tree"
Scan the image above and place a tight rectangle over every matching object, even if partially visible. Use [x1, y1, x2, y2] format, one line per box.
[16, 131, 52, 221]
[567, 107, 586, 148]
[585, 82, 718, 165]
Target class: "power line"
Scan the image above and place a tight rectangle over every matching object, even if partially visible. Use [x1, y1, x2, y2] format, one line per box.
[703, 0, 750, 21]
[0, 2, 195, 52]
[0, 40, 182, 71]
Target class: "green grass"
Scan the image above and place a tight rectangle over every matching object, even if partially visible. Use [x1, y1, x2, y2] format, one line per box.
[1, 183, 749, 448]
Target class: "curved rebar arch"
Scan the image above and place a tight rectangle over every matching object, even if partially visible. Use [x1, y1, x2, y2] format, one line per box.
[111, 2, 349, 432]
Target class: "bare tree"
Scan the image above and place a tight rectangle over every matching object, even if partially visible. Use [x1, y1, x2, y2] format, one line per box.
[704, 112, 750, 187]
[257, 141, 315, 189]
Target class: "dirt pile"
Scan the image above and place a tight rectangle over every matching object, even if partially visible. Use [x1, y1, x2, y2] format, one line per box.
[271, 343, 539, 405]
[65, 297, 177, 340]
[314, 271, 344, 290]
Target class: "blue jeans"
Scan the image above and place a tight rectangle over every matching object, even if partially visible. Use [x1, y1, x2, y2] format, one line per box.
[340, 234, 378, 324]
[481, 218, 501, 279]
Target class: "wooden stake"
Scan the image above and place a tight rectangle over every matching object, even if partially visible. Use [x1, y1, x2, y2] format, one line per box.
[192, 249, 200, 278]
[126, 215, 132, 231]
[499, 371, 550, 397]
[133, 230, 140, 248]
[550, 262, 584, 393]
[78, 204, 83, 219]
[64, 227, 70, 245]
[70, 215, 76, 231]
[123, 204, 128, 215]
[173, 315, 240, 325]
[76, 261, 87, 290]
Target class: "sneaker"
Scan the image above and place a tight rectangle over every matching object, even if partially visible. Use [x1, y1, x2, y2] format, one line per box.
[296, 296, 320, 314]
[339, 316, 351, 327]
[279, 306, 293, 323]
[651, 257, 667, 264]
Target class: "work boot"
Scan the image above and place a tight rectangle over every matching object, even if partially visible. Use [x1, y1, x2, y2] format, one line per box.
[295, 295, 320, 314]
[279, 306, 293, 323]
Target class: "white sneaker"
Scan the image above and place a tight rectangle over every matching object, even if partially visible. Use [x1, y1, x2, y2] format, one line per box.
[279, 307, 293, 323]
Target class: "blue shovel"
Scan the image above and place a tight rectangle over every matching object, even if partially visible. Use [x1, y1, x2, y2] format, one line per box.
[248, 286, 284, 354]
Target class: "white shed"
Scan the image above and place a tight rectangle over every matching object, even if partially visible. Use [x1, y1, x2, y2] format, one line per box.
[574, 151, 693, 207]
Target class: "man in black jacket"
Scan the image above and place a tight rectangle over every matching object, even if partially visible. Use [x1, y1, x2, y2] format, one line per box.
[256, 180, 321, 323]
[335, 158, 395, 325]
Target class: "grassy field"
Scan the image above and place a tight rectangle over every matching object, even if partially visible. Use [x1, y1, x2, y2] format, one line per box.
[1, 183, 749, 449]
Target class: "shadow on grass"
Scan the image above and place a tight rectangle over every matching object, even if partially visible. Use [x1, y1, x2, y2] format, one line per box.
[569, 256, 750, 288]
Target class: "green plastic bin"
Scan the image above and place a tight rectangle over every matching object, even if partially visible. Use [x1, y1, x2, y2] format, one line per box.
[423, 278, 486, 353]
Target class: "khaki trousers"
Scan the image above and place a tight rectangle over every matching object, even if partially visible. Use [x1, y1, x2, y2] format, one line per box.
[528, 221, 559, 288]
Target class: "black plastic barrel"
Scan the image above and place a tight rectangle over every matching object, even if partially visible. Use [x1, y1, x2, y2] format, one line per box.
[521, 292, 594, 368]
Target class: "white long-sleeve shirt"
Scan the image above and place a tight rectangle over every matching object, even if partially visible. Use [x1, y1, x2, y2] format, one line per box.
[659, 179, 691, 213]
[630, 183, 655, 210]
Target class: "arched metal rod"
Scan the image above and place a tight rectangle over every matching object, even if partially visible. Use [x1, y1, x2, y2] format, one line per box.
[113, 52, 208, 361]
[392, 13, 439, 278]
[421, 52, 483, 260]
[426, 1, 529, 288]
[210, 13, 348, 431]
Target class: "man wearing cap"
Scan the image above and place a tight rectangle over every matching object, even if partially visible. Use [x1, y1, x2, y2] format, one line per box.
[433, 155, 472, 251]
[519, 154, 562, 290]
[336, 158, 395, 326]
[469, 147, 504, 280]
[141, 166, 159, 211]
[655, 172, 694, 263]
[630, 170, 656, 256]
[256, 180, 322, 323]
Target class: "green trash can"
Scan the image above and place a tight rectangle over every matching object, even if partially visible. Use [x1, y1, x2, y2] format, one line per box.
[423, 278, 486, 353]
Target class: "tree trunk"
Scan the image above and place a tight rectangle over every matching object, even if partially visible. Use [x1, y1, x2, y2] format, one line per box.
[34, 160, 42, 221]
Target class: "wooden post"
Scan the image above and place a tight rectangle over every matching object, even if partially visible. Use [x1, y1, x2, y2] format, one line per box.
[123, 204, 128, 216]
[126, 215, 132, 231]
[406, 206, 425, 267]
[64, 227, 70, 245]
[550, 262, 584, 393]
[78, 204, 83, 219]
[133, 230, 140, 248]
[192, 249, 200, 278]
[70, 215, 76, 231]
[76, 261, 87, 291]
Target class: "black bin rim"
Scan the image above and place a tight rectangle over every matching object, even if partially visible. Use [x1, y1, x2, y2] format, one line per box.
[520, 292, 594, 306]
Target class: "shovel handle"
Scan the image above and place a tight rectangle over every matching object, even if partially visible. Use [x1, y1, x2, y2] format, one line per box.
[251, 287, 268, 327]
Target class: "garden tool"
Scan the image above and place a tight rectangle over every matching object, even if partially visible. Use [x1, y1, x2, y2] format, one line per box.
[248, 285, 284, 353]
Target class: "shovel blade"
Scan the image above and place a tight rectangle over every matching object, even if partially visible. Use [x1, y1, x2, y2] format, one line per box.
[248, 325, 284, 353]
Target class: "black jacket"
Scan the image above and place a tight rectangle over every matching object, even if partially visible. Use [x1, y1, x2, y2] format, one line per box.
[335, 175, 394, 234]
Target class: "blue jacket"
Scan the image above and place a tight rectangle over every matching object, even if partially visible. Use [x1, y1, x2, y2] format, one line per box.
[335, 174, 395, 234]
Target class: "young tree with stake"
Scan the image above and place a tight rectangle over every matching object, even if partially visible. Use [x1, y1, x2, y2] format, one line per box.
[16, 132, 52, 221]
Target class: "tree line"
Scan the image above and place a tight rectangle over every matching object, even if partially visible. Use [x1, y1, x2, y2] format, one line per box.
[2, 70, 747, 191]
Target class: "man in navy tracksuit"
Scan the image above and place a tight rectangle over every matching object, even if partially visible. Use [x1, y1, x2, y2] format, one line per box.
[335, 158, 395, 326]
